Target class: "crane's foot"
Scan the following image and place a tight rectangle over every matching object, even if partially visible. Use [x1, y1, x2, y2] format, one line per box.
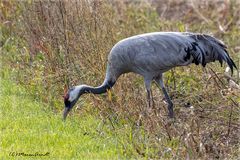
[168, 103, 174, 118]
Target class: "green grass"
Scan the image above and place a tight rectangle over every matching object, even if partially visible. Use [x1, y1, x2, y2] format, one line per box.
[0, 70, 125, 159]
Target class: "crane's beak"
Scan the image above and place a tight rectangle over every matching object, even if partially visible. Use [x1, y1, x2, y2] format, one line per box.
[63, 107, 71, 121]
[63, 98, 78, 121]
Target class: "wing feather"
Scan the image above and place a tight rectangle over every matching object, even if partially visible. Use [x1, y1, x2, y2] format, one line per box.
[184, 33, 237, 73]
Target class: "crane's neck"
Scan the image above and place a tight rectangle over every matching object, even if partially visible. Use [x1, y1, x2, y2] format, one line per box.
[79, 80, 115, 95]
[72, 64, 120, 99]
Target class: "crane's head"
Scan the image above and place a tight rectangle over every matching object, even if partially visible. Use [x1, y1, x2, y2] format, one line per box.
[63, 86, 82, 120]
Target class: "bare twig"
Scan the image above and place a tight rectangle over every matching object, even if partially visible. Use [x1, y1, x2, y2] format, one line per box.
[191, 0, 212, 24]
[226, 105, 233, 137]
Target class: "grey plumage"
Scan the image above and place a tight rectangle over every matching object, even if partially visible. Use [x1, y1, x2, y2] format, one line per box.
[107, 32, 236, 80]
[63, 32, 237, 120]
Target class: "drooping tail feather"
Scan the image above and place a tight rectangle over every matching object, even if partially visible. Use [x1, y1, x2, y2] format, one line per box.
[185, 33, 237, 74]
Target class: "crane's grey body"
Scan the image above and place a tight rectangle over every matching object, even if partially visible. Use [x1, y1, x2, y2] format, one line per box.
[63, 32, 236, 120]
[108, 32, 191, 78]
[107, 32, 234, 81]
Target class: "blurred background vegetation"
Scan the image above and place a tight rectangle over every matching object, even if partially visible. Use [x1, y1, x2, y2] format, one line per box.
[1, 0, 239, 159]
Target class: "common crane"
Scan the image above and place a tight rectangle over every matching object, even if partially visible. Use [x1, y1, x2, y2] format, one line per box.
[63, 32, 237, 120]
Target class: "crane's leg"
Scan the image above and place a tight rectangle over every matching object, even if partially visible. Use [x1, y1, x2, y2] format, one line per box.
[137, 78, 152, 126]
[155, 74, 174, 118]
[144, 78, 152, 112]
[150, 89, 155, 109]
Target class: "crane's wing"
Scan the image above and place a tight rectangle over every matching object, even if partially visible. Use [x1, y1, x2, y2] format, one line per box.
[184, 33, 237, 73]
